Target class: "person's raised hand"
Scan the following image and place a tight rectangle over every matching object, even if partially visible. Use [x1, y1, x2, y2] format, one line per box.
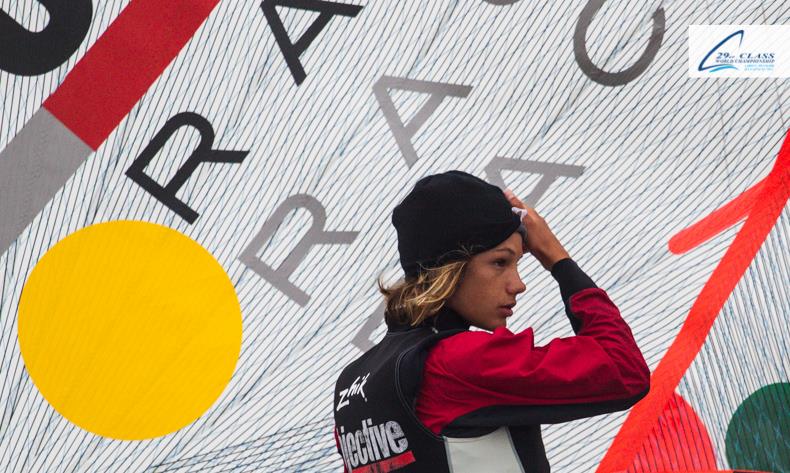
[503, 188, 570, 271]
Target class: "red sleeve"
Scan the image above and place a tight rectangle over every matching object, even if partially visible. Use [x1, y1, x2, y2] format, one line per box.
[415, 287, 650, 434]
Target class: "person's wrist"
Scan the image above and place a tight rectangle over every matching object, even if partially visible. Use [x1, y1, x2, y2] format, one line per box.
[547, 254, 571, 271]
[534, 247, 570, 270]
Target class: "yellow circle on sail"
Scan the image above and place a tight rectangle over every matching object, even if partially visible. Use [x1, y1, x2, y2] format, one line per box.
[17, 221, 242, 440]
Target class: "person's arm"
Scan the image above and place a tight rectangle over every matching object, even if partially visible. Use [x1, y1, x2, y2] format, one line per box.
[550, 257, 596, 334]
[415, 259, 650, 434]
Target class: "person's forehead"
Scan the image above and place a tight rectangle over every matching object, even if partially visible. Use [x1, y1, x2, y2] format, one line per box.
[492, 247, 519, 256]
[490, 237, 524, 256]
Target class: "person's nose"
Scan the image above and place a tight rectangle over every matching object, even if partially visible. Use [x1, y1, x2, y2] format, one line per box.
[509, 271, 526, 296]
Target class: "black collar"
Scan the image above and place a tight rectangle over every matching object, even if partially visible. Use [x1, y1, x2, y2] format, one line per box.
[385, 304, 471, 333]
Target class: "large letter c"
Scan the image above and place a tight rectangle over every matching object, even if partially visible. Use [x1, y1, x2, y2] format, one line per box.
[573, 0, 664, 86]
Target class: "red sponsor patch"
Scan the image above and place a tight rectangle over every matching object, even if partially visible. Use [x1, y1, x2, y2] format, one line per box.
[352, 451, 416, 473]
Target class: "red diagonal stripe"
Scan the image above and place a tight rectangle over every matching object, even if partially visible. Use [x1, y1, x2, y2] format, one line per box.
[43, 0, 221, 150]
[668, 179, 765, 255]
[597, 129, 790, 472]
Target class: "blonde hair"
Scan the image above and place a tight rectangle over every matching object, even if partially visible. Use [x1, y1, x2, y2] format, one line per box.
[377, 247, 473, 327]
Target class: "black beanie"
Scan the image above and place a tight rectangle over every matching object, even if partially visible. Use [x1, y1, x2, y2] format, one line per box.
[392, 170, 524, 278]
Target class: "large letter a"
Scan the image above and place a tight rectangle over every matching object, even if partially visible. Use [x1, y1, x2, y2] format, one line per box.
[261, 0, 363, 85]
[373, 76, 472, 168]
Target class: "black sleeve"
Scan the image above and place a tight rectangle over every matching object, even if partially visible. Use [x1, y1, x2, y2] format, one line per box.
[550, 258, 597, 334]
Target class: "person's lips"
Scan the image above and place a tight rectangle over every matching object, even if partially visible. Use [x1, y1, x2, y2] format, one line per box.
[498, 303, 516, 317]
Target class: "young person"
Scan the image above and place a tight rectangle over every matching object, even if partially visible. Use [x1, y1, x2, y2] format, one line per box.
[333, 170, 650, 472]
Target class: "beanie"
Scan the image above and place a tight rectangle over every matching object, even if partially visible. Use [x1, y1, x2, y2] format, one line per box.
[392, 170, 525, 278]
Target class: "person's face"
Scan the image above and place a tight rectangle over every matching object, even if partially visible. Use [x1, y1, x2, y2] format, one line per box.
[445, 232, 527, 331]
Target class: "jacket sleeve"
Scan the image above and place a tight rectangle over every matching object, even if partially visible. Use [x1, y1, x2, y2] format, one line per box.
[416, 258, 651, 433]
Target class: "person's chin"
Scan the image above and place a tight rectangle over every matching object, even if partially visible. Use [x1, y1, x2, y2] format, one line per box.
[489, 318, 507, 330]
[478, 314, 507, 331]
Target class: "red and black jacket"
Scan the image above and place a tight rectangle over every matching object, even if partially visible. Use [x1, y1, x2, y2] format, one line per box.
[333, 258, 650, 472]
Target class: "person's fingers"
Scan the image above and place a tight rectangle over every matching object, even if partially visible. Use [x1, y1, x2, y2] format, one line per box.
[503, 188, 526, 209]
[525, 206, 542, 220]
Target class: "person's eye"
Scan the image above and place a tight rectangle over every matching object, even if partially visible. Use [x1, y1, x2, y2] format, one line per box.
[494, 259, 508, 267]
